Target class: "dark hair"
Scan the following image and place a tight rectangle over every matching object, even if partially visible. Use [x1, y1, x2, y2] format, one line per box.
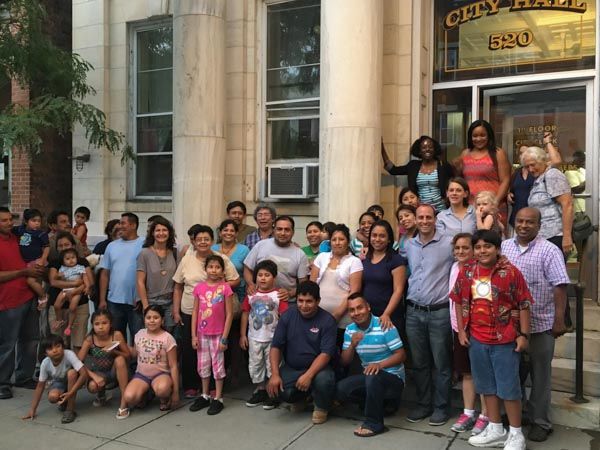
[205, 254, 225, 271]
[416, 203, 437, 217]
[55, 231, 76, 248]
[330, 224, 352, 251]
[144, 304, 165, 318]
[187, 224, 203, 238]
[104, 219, 120, 238]
[452, 232, 473, 246]
[75, 206, 91, 220]
[148, 215, 166, 224]
[366, 220, 396, 261]
[218, 219, 239, 233]
[410, 135, 443, 159]
[191, 225, 214, 241]
[395, 203, 416, 220]
[367, 204, 385, 218]
[227, 200, 247, 214]
[59, 248, 78, 265]
[297, 280, 320, 301]
[144, 217, 176, 249]
[447, 177, 471, 208]
[472, 229, 502, 249]
[274, 215, 295, 230]
[467, 119, 498, 169]
[121, 212, 139, 230]
[47, 210, 69, 226]
[41, 334, 64, 351]
[0, 206, 10, 214]
[399, 187, 420, 204]
[347, 292, 363, 301]
[253, 259, 278, 283]
[23, 208, 42, 222]
[358, 211, 377, 224]
[253, 204, 277, 220]
[89, 308, 114, 336]
[322, 221, 336, 238]
[305, 221, 323, 232]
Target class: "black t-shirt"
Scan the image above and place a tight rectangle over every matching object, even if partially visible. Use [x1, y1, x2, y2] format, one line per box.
[48, 257, 90, 306]
[93, 239, 112, 255]
[271, 307, 337, 371]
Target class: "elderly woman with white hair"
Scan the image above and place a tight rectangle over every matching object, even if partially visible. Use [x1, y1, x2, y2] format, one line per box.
[522, 146, 574, 256]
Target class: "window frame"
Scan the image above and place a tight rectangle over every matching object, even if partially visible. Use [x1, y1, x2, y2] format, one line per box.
[128, 18, 173, 200]
[260, 0, 321, 201]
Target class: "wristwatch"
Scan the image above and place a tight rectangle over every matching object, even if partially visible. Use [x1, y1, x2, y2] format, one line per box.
[517, 330, 530, 340]
[220, 337, 229, 345]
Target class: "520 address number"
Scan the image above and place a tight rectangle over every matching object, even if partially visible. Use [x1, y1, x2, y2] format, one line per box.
[488, 30, 533, 51]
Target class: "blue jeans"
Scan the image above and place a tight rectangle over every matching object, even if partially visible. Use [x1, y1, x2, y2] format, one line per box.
[469, 337, 521, 400]
[405, 305, 452, 413]
[279, 364, 335, 411]
[336, 371, 404, 432]
[107, 301, 142, 342]
[0, 299, 39, 388]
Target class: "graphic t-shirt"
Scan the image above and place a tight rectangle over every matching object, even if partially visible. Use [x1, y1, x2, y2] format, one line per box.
[242, 289, 288, 342]
[193, 281, 234, 335]
[134, 329, 177, 378]
[39, 350, 83, 382]
[12, 225, 49, 263]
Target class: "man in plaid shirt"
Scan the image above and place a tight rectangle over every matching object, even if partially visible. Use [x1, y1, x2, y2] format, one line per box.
[501, 207, 570, 443]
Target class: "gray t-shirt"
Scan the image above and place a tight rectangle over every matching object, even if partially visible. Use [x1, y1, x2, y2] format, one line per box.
[39, 350, 83, 382]
[528, 168, 571, 239]
[136, 247, 177, 301]
[244, 238, 309, 298]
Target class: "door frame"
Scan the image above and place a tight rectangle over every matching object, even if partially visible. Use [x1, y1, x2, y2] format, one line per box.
[481, 80, 598, 298]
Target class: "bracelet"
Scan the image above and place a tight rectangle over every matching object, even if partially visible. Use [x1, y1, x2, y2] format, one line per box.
[517, 331, 530, 340]
[220, 337, 229, 345]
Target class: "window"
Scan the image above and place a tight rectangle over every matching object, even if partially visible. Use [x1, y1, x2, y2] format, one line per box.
[133, 23, 173, 198]
[265, 0, 320, 164]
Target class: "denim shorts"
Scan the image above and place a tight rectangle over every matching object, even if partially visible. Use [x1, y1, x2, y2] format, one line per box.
[468, 337, 521, 400]
[48, 378, 67, 392]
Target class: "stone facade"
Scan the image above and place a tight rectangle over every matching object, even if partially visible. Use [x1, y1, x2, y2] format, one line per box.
[71, 0, 427, 236]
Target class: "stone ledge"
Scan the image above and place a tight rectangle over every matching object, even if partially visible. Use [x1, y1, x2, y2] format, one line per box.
[551, 390, 600, 430]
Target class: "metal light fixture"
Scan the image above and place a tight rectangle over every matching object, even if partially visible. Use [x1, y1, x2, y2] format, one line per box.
[69, 153, 91, 172]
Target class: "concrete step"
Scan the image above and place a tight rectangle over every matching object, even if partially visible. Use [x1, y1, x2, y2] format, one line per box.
[552, 358, 600, 397]
[554, 331, 600, 363]
[551, 390, 600, 430]
[568, 298, 600, 332]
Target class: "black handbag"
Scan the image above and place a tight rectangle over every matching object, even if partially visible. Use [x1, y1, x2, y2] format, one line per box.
[572, 211, 594, 243]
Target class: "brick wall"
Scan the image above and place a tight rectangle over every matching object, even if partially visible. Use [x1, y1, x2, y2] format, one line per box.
[8, 0, 73, 220]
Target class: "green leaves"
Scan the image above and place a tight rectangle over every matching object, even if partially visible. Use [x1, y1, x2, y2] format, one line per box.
[0, 0, 132, 162]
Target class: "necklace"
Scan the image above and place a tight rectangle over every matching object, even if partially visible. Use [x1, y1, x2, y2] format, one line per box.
[219, 243, 236, 257]
[475, 263, 492, 297]
[152, 246, 169, 276]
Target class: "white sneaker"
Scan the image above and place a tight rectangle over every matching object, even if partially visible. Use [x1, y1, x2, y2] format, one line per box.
[468, 425, 507, 448]
[503, 432, 526, 450]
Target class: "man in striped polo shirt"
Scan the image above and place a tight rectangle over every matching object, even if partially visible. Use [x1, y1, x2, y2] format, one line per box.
[337, 293, 406, 437]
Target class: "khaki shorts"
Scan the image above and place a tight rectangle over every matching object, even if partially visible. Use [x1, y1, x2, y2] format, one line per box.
[48, 302, 90, 349]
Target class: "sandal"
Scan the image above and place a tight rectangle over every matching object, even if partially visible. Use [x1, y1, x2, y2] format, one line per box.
[353, 425, 389, 438]
[61, 410, 77, 424]
[159, 399, 171, 411]
[116, 407, 130, 420]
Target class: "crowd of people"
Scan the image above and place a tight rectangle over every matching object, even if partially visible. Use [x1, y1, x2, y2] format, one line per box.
[0, 119, 581, 449]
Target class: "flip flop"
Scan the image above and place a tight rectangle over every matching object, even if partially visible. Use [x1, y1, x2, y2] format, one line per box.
[116, 407, 130, 420]
[353, 425, 389, 438]
[159, 399, 171, 411]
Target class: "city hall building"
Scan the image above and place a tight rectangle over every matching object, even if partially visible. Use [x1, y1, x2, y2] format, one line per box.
[70, 0, 597, 301]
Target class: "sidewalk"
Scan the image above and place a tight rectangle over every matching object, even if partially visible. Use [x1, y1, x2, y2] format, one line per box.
[1, 383, 596, 450]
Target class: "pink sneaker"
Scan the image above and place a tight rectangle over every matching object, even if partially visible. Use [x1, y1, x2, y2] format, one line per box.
[471, 414, 490, 435]
[64, 327, 72, 337]
[450, 413, 476, 433]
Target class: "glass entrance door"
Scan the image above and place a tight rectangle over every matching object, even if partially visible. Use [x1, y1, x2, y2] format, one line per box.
[483, 82, 596, 297]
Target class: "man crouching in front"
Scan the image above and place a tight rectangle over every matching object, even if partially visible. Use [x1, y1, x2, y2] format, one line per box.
[267, 281, 337, 424]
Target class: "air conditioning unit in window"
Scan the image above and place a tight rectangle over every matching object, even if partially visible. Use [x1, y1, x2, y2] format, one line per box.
[267, 163, 319, 199]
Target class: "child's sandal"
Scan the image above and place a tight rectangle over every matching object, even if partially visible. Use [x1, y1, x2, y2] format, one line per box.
[159, 399, 171, 411]
[115, 407, 130, 420]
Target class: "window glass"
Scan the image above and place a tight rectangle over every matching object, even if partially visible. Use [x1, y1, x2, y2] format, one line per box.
[266, 0, 320, 166]
[434, 0, 596, 83]
[134, 24, 173, 197]
[432, 88, 472, 163]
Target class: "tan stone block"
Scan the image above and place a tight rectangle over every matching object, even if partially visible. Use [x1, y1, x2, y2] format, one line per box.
[110, 68, 127, 93]
[110, 23, 127, 47]
[381, 85, 398, 115]
[224, 150, 243, 176]
[73, 1, 104, 28]
[227, 124, 244, 150]
[226, 47, 245, 74]
[73, 24, 104, 50]
[226, 19, 244, 47]
[398, 0, 412, 25]
[109, 44, 127, 70]
[382, 54, 398, 85]
[226, 0, 244, 21]
[383, 0, 399, 25]
[223, 175, 244, 200]
[383, 24, 398, 55]
[107, 111, 128, 134]
[398, 55, 412, 85]
[109, 90, 127, 114]
[73, 46, 104, 68]
[398, 25, 412, 55]
[398, 85, 411, 114]
[226, 72, 244, 99]
[227, 99, 244, 125]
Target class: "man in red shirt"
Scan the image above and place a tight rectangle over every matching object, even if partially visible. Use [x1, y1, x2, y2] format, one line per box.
[452, 230, 532, 450]
[0, 207, 45, 399]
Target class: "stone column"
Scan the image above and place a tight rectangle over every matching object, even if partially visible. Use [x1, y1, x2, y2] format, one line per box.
[319, 0, 383, 226]
[173, 0, 226, 234]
